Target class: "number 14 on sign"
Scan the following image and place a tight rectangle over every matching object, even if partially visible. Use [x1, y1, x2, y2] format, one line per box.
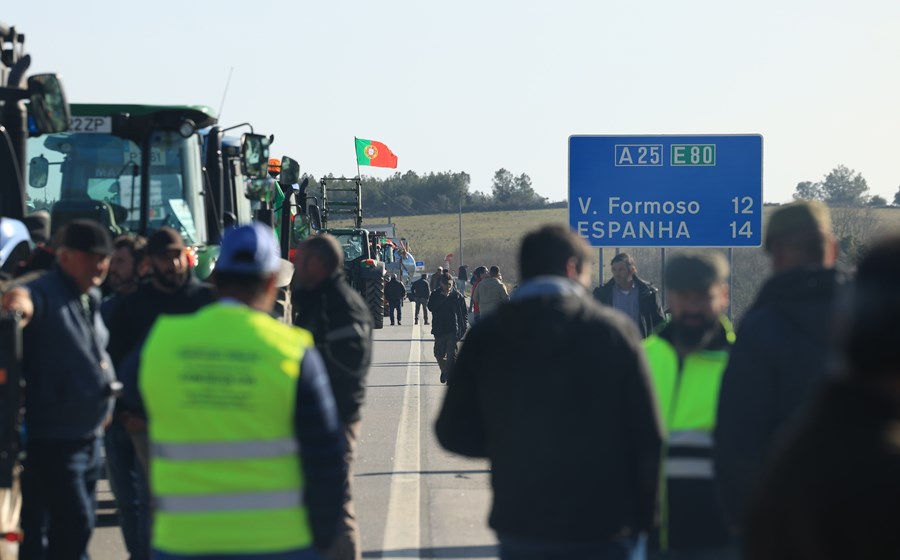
[730, 221, 752, 238]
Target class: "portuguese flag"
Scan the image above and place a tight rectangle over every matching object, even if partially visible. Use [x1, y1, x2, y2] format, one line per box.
[356, 138, 398, 168]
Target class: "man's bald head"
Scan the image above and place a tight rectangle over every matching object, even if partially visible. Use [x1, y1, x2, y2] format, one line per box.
[294, 234, 344, 289]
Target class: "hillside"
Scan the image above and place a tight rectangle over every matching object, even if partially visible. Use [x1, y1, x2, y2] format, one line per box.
[334, 205, 900, 322]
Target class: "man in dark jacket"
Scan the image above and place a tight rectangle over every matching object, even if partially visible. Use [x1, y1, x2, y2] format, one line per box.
[436, 225, 662, 558]
[411, 273, 430, 325]
[427, 273, 467, 384]
[593, 253, 665, 338]
[715, 200, 843, 534]
[293, 234, 373, 560]
[745, 236, 900, 560]
[2, 220, 118, 559]
[384, 273, 406, 326]
[103, 227, 215, 559]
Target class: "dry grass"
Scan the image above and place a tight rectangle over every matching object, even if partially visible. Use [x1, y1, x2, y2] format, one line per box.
[333, 205, 900, 320]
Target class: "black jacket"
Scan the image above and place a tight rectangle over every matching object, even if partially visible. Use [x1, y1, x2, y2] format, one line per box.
[385, 278, 406, 302]
[105, 275, 215, 369]
[593, 275, 665, 338]
[427, 288, 466, 338]
[745, 378, 900, 560]
[411, 278, 430, 300]
[436, 284, 662, 542]
[293, 272, 373, 424]
[714, 267, 845, 529]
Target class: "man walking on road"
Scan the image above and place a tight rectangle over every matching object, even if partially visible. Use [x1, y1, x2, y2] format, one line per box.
[715, 200, 844, 535]
[594, 252, 665, 338]
[411, 273, 430, 325]
[428, 273, 467, 384]
[643, 252, 735, 559]
[385, 273, 406, 326]
[436, 225, 662, 559]
[1, 220, 118, 560]
[471, 265, 509, 318]
[293, 234, 373, 560]
[429, 266, 444, 292]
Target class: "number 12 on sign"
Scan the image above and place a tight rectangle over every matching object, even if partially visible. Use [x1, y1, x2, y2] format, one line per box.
[730, 221, 753, 238]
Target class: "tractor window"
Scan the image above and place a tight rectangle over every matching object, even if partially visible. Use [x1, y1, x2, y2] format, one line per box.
[26, 129, 206, 244]
[335, 234, 364, 262]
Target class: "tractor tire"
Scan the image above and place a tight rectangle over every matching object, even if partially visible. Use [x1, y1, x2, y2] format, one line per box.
[366, 276, 385, 330]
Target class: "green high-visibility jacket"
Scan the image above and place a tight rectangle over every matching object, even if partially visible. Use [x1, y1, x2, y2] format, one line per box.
[643, 317, 735, 550]
[140, 304, 314, 555]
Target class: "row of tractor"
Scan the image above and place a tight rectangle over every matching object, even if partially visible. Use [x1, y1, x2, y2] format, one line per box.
[0, 22, 396, 331]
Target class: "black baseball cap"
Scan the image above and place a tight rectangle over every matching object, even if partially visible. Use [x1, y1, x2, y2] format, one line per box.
[146, 227, 186, 256]
[61, 220, 113, 256]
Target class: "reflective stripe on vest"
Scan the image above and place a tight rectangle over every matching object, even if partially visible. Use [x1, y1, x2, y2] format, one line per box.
[152, 437, 300, 461]
[157, 489, 304, 513]
[668, 430, 713, 448]
[666, 457, 714, 479]
[141, 304, 315, 555]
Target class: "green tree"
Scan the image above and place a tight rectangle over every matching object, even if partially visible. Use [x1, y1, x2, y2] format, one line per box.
[868, 195, 887, 207]
[893, 186, 900, 206]
[793, 181, 825, 201]
[821, 165, 869, 206]
[491, 169, 516, 203]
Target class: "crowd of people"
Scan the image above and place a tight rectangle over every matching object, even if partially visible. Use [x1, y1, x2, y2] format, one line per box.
[1, 199, 898, 559]
[437, 201, 900, 559]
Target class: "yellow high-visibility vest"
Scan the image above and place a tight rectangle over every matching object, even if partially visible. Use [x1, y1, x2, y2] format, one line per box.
[140, 303, 315, 555]
[643, 317, 734, 549]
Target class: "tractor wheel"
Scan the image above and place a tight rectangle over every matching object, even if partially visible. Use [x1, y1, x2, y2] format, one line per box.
[366, 276, 385, 329]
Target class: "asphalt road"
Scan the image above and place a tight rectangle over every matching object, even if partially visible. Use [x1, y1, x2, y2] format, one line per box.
[87, 300, 498, 559]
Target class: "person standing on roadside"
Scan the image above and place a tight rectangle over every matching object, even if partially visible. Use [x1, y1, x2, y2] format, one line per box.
[643, 252, 736, 559]
[467, 266, 487, 322]
[293, 234, 373, 560]
[429, 266, 444, 292]
[743, 236, 900, 560]
[715, 200, 844, 536]
[135, 223, 345, 559]
[472, 265, 509, 318]
[594, 253, 665, 338]
[1, 220, 118, 560]
[385, 273, 406, 326]
[104, 227, 216, 559]
[428, 273, 467, 384]
[98, 232, 152, 560]
[411, 273, 431, 325]
[436, 225, 661, 559]
[106, 234, 148, 296]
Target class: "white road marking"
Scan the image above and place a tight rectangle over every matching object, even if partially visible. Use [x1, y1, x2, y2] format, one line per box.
[380, 322, 422, 557]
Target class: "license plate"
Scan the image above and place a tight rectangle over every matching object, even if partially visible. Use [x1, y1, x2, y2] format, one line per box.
[68, 116, 112, 133]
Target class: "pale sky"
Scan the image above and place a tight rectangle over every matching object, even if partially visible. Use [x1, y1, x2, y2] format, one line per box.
[7, 0, 900, 204]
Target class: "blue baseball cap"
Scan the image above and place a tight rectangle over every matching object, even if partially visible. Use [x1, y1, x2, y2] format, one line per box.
[216, 223, 282, 278]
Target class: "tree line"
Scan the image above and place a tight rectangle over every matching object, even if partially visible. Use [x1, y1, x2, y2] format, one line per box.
[793, 164, 900, 207]
[312, 169, 561, 219]
[792, 165, 900, 264]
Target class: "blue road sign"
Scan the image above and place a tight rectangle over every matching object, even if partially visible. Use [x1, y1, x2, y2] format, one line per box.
[569, 135, 763, 247]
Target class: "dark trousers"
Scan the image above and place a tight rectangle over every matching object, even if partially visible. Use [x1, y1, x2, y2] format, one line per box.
[433, 335, 459, 376]
[21, 437, 102, 560]
[414, 299, 429, 323]
[389, 299, 402, 324]
[500, 533, 647, 560]
[324, 420, 361, 560]
[104, 419, 150, 560]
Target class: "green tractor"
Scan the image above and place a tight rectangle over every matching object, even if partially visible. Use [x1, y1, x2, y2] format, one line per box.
[22, 104, 273, 279]
[315, 177, 387, 329]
